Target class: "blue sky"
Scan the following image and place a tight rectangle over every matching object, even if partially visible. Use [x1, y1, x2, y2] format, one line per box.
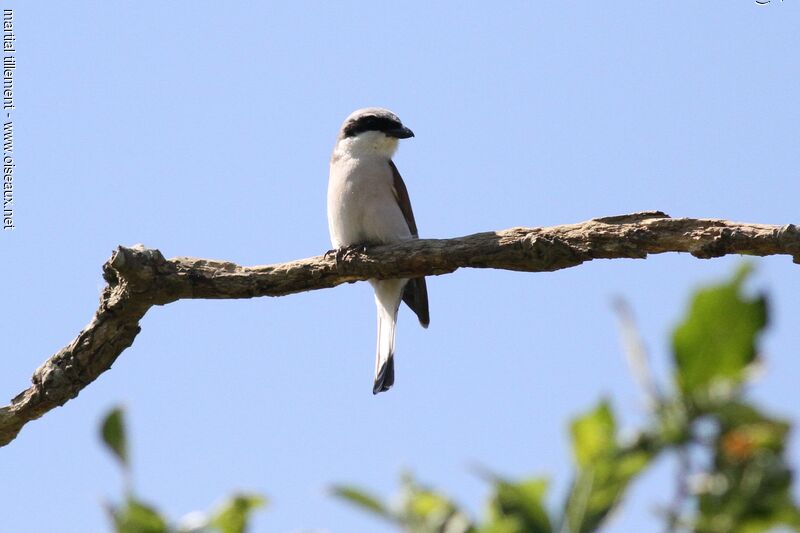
[1, 2, 799, 532]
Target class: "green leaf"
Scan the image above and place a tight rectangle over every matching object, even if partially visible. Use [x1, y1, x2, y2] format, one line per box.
[330, 485, 392, 520]
[487, 478, 551, 533]
[210, 493, 266, 533]
[562, 447, 652, 533]
[333, 476, 474, 532]
[101, 406, 128, 468]
[398, 474, 476, 533]
[570, 400, 616, 467]
[406, 489, 454, 519]
[673, 265, 767, 401]
[113, 497, 169, 533]
[478, 517, 531, 533]
[563, 402, 656, 533]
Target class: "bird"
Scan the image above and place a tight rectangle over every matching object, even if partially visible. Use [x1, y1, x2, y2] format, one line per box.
[327, 107, 430, 394]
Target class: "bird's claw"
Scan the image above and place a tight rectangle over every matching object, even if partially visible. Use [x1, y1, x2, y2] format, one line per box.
[327, 243, 370, 265]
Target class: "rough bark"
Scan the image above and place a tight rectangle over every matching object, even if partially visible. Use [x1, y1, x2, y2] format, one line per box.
[1, 212, 798, 446]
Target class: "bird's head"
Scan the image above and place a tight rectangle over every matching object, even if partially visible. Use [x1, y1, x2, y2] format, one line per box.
[335, 107, 414, 158]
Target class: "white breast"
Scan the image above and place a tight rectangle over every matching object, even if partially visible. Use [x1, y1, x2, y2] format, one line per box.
[327, 151, 412, 249]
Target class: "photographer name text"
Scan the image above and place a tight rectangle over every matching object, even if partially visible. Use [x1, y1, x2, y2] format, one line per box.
[4, 8, 15, 230]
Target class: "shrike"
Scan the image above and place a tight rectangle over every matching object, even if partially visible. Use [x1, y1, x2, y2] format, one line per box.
[327, 108, 429, 394]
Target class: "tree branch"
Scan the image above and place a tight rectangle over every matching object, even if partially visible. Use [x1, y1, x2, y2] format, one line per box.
[2, 212, 798, 446]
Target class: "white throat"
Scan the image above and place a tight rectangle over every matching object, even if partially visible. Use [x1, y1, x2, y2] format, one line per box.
[335, 131, 398, 160]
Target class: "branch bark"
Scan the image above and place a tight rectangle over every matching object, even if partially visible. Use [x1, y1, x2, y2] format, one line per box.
[2, 212, 798, 446]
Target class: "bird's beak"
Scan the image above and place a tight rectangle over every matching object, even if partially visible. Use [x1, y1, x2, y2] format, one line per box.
[387, 126, 414, 139]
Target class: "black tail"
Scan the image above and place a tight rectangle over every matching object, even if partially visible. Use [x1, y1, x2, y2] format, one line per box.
[402, 277, 430, 328]
[373, 355, 395, 395]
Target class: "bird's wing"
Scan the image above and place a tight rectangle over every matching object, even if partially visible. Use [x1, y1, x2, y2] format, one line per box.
[389, 160, 430, 328]
[389, 159, 418, 237]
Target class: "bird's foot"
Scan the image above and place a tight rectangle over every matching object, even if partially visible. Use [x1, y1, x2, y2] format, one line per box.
[326, 243, 370, 265]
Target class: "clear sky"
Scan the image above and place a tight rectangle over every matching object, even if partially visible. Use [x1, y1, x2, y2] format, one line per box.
[1, 2, 799, 532]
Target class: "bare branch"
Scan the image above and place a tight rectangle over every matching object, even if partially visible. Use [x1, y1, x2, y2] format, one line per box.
[2, 212, 798, 446]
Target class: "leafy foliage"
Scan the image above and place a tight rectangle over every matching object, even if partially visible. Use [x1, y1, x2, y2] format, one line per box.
[337, 267, 800, 532]
[99, 407, 266, 533]
[562, 401, 653, 533]
[692, 402, 799, 532]
[112, 498, 169, 533]
[673, 264, 767, 405]
[331, 485, 393, 520]
[98, 266, 800, 532]
[334, 474, 474, 533]
[486, 478, 551, 533]
[101, 406, 129, 469]
[210, 494, 267, 533]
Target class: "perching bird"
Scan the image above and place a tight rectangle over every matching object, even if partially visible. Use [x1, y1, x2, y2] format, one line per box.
[327, 108, 429, 394]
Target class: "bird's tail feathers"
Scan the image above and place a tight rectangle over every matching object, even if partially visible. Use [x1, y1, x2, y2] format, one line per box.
[373, 302, 397, 394]
[372, 281, 402, 394]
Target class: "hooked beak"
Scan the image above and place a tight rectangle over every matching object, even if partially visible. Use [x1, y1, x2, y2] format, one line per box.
[386, 126, 415, 139]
